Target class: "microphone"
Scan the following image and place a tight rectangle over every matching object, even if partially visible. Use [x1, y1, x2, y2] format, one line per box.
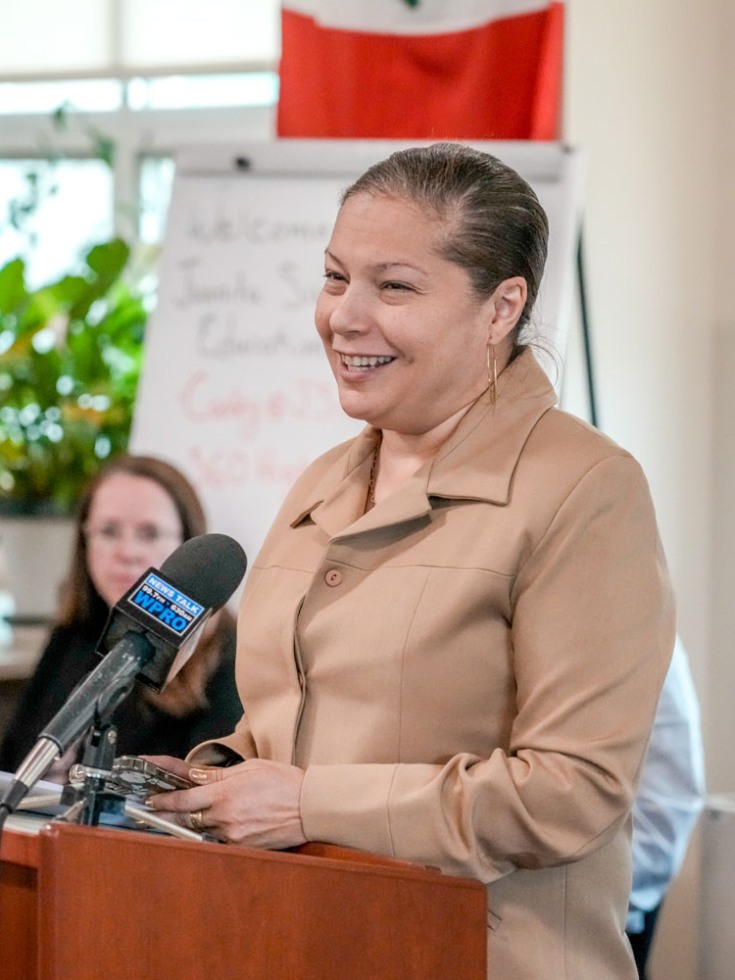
[97, 531, 247, 693]
[0, 532, 247, 818]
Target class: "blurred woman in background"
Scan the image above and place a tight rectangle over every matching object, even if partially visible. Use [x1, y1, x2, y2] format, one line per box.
[0, 453, 242, 776]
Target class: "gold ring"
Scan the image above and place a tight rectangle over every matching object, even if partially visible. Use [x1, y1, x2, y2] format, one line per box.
[190, 809, 206, 833]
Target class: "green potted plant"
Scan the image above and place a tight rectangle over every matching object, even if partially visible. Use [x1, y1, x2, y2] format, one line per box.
[0, 237, 150, 622]
[0, 237, 148, 515]
[0, 107, 152, 623]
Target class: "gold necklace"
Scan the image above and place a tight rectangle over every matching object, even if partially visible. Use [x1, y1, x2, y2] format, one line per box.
[365, 432, 382, 510]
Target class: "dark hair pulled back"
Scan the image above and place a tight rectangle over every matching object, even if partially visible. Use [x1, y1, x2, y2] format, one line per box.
[342, 142, 549, 351]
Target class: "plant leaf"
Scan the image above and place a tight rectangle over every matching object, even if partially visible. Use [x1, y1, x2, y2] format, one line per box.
[0, 257, 28, 314]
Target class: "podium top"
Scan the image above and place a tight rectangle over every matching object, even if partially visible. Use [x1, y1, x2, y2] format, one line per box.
[2, 821, 487, 980]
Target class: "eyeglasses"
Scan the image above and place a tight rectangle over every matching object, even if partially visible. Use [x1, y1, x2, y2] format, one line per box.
[84, 524, 183, 549]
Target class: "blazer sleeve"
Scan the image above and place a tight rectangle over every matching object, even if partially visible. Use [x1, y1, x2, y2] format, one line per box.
[299, 453, 676, 881]
[179, 643, 245, 750]
[627, 635, 705, 929]
[186, 715, 257, 765]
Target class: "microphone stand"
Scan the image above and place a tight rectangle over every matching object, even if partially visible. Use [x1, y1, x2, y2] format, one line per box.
[56, 704, 206, 841]
[59, 716, 126, 827]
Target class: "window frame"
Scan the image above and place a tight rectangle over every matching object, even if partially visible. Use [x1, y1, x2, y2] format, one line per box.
[1, 100, 277, 252]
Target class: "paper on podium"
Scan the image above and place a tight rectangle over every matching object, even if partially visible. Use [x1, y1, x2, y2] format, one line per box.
[1, 770, 65, 836]
[0, 770, 65, 815]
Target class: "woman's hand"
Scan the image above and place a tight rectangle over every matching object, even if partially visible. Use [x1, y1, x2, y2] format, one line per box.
[146, 757, 306, 849]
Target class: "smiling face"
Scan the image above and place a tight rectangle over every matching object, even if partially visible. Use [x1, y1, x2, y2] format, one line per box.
[316, 192, 512, 438]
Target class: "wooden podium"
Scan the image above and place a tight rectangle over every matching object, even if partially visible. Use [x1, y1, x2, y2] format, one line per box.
[1, 821, 487, 979]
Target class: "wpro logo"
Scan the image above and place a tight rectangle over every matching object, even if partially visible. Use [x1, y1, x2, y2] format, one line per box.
[131, 574, 205, 636]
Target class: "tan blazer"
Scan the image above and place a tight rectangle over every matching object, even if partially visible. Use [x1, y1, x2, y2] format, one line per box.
[196, 350, 675, 979]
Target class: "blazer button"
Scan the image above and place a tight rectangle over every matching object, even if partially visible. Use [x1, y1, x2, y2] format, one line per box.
[324, 568, 343, 587]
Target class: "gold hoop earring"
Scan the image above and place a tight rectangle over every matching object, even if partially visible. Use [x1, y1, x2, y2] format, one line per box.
[487, 343, 498, 406]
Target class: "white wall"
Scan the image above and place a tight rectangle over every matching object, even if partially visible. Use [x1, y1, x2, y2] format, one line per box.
[565, 2, 730, 977]
[710, 0, 735, 797]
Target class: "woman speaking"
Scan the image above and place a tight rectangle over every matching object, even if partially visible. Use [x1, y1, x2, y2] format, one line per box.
[150, 143, 674, 979]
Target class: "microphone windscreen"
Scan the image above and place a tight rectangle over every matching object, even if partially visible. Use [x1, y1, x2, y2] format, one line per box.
[160, 533, 247, 611]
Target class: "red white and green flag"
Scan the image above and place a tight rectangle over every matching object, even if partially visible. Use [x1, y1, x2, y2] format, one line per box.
[277, 1, 564, 140]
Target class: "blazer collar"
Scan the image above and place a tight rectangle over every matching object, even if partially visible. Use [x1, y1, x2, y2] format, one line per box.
[428, 348, 557, 504]
[291, 349, 557, 538]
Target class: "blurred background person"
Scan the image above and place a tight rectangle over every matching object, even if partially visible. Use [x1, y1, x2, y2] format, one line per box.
[627, 635, 705, 977]
[0, 453, 242, 778]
